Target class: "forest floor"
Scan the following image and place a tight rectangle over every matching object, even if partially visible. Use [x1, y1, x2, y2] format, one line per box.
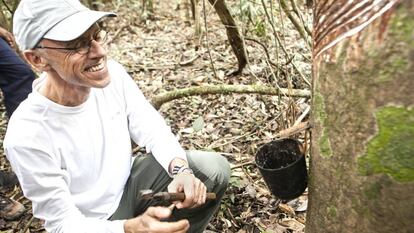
[0, 0, 312, 232]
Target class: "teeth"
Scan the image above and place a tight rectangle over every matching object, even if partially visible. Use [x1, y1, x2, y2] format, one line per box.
[86, 62, 104, 72]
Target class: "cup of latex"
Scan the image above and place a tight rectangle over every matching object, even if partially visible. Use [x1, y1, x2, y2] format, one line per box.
[255, 138, 308, 200]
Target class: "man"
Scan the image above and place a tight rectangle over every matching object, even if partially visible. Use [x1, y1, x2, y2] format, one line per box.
[0, 25, 35, 220]
[4, 0, 230, 233]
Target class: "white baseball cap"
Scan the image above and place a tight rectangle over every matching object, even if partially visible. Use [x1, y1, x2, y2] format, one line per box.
[13, 0, 116, 50]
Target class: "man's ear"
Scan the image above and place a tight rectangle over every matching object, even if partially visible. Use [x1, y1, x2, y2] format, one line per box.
[23, 50, 51, 72]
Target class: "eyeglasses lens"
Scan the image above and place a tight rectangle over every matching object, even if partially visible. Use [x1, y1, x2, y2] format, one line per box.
[76, 30, 108, 54]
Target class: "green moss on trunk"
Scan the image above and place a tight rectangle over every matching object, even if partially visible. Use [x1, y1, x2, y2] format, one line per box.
[358, 106, 414, 182]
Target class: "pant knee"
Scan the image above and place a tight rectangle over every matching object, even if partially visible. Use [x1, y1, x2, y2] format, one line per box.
[214, 155, 231, 188]
[186, 151, 231, 192]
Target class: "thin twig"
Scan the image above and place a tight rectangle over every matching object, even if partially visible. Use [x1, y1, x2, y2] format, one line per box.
[291, 59, 311, 87]
[20, 215, 34, 233]
[261, 0, 290, 61]
[294, 104, 310, 126]
[179, 54, 200, 66]
[261, 0, 311, 88]
[245, 37, 279, 68]
[203, 0, 218, 79]
[264, 53, 286, 98]
[106, 25, 128, 44]
[224, 206, 240, 228]
[1, 0, 12, 14]
[132, 64, 176, 71]
[279, 0, 311, 47]
[207, 131, 255, 150]
[290, 0, 312, 36]
[231, 160, 255, 170]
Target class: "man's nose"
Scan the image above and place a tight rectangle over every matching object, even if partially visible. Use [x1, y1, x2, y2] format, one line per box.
[88, 40, 106, 58]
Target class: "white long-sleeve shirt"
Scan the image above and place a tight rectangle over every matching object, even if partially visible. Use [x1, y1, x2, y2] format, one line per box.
[4, 60, 187, 233]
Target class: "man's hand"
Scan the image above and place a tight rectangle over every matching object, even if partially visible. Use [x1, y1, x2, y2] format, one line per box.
[168, 172, 207, 209]
[124, 206, 189, 233]
[0, 26, 15, 48]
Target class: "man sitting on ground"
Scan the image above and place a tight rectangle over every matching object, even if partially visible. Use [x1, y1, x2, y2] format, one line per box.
[5, 0, 230, 232]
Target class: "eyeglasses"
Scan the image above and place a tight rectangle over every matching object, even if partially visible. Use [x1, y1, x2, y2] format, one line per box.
[35, 30, 108, 55]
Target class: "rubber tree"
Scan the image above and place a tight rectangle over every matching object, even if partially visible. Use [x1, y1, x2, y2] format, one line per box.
[307, 1, 413, 233]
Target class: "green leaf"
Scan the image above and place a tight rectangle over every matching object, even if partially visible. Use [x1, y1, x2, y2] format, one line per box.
[192, 116, 204, 132]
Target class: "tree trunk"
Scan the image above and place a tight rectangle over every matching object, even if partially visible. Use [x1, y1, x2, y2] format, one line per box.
[208, 0, 247, 75]
[307, 1, 414, 233]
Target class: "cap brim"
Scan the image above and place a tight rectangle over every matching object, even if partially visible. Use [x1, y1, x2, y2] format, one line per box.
[43, 10, 116, 42]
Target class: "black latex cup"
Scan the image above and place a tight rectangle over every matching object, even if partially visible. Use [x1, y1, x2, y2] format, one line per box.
[255, 138, 308, 200]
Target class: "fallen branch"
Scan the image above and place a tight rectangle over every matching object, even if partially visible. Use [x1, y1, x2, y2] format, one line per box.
[275, 121, 311, 139]
[151, 84, 311, 110]
[179, 54, 200, 66]
[132, 64, 176, 71]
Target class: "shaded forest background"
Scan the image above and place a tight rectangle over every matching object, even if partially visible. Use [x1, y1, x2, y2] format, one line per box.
[0, 0, 312, 232]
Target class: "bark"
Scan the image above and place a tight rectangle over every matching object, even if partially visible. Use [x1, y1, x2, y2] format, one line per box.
[208, 0, 247, 75]
[308, 1, 414, 233]
[151, 84, 310, 110]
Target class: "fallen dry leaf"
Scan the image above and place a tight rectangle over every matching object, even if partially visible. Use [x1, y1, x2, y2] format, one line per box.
[279, 218, 305, 231]
[278, 203, 296, 216]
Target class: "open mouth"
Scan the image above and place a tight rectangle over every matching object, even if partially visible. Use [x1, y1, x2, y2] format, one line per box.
[85, 60, 105, 72]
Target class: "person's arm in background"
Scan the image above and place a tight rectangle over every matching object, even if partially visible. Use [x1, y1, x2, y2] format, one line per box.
[0, 26, 35, 117]
[0, 26, 15, 48]
[0, 25, 28, 62]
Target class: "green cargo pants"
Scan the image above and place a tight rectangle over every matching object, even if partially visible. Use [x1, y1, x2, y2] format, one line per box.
[110, 151, 231, 233]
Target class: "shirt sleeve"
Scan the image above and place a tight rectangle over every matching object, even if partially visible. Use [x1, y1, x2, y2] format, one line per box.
[112, 61, 187, 172]
[5, 145, 126, 233]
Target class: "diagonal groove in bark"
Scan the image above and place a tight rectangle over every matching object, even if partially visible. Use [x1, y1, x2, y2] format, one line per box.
[314, 0, 400, 57]
[314, 1, 373, 44]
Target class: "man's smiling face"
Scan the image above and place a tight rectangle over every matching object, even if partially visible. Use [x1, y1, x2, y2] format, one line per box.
[37, 25, 111, 89]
